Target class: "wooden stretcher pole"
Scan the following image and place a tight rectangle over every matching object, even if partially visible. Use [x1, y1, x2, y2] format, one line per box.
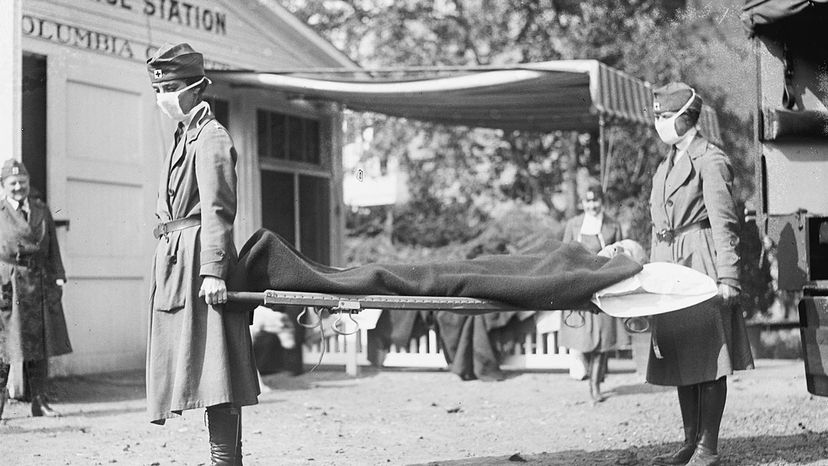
[599, 114, 608, 193]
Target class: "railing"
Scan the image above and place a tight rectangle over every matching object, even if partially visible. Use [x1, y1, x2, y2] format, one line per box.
[302, 328, 574, 375]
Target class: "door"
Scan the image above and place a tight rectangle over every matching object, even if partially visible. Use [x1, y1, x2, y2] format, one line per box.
[47, 54, 150, 375]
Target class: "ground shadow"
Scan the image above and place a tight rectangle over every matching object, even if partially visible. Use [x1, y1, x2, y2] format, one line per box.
[47, 371, 146, 404]
[610, 382, 673, 396]
[67, 405, 146, 418]
[0, 424, 92, 436]
[260, 365, 384, 392]
[0, 403, 146, 422]
[410, 432, 828, 465]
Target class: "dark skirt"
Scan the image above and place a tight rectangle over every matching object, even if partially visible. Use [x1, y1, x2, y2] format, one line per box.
[646, 296, 754, 386]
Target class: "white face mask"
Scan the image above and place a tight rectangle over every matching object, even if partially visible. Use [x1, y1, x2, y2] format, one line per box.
[654, 90, 696, 145]
[155, 77, 205, 121]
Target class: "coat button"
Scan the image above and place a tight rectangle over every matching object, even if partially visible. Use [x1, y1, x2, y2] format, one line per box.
[666, 200, 673, 207]
[167, 189, 175, 198]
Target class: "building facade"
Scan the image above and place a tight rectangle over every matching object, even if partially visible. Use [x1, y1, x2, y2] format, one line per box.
[4, 0, 355, 376]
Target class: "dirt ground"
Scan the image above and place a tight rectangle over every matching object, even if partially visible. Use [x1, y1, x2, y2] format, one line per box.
[0, 359, 826, 465]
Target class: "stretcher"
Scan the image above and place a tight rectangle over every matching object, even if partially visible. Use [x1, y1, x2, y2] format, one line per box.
[228, 290, 521, 312]
[226, 290, 635, 336]
[227, 261, 721, 336]
[228, 290, 525, 335]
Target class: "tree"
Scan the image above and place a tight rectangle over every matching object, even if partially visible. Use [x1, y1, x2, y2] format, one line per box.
[280, 1, 766, 316]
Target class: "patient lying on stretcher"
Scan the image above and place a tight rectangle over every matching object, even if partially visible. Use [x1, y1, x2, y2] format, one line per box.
[227, 229, 717, 318]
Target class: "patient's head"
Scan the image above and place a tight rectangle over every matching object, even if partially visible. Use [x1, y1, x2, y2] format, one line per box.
[599, 239, 647, 265]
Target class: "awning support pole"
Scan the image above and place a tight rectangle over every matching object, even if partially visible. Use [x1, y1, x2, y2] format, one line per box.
[599, 115, 607, 193]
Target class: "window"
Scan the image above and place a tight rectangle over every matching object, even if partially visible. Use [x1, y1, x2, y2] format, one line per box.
[258, 108, 330, 264]
[260, 170, 296, 246]
[257, 110, 320, 164]
[205, 96, 230, 129]
[299, 175, 330, 264]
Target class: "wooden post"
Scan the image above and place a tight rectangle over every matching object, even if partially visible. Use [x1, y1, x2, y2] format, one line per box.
[345, 331, 360, 376]
[562, 132, 580, 218]
[598, 115, 608, 193]
[1, 0, 22, 164]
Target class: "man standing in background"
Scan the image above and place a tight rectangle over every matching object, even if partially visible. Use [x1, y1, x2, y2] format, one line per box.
[0, 159, 72, 420]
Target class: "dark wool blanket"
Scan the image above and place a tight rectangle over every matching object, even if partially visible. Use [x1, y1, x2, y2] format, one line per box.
[228, 229, 642, 312]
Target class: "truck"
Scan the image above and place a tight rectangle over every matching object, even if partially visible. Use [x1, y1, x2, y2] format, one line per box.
[742, 0, 828, 396]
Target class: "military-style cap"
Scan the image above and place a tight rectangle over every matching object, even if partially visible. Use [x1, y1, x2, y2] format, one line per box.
[147, 43, 204, 84]
[653, 82, 703, 114]
[1, 159, 29, 182]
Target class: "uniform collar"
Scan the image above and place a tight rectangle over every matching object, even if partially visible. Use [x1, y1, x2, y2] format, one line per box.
[5, 196, 29, 213]
[673, 127, 699, 162]
[183, 101, 210, 132]
[580, 212, 604, 235]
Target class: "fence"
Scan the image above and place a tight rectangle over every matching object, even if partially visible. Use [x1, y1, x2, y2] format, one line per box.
[302, 326, 574, 376]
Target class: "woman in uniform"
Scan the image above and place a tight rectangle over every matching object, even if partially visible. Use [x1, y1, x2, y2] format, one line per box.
[0, 159, 72, 420]
[558, 184, 625, 403]
[648, 82, 754, 466]
[145, 43, 259, 465]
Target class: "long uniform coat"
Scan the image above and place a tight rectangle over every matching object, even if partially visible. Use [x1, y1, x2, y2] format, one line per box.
[146, 104, 259, 424]
[647, 134, 754, 386]
[558, 214, 624, 353]
[0, 197, 72, 363]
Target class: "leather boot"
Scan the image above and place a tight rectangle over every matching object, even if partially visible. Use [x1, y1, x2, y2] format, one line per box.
[207, 405, 243, 466]
[28, 359, 60, 417]
[696, 378, 727, 459]
[653, 384, 700, 465]
[685, 445, 720, 466]
[0, 388, 7, 421]
[0, 363, 9, 421]
[31, 394, 60, 417]
[652, 442, 696, 465]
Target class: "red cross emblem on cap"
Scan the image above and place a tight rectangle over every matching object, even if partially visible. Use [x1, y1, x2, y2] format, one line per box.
[153, 69, 163, 79]
[11, 167, 19, 175]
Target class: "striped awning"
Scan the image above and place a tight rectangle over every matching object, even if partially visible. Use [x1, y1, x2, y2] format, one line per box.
[210, 59, 722, 143]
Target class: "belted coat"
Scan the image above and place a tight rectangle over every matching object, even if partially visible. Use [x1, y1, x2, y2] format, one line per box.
[0, 197, 72, 363]
[146, 103, 259, 424]
[647, 134, 753, 386]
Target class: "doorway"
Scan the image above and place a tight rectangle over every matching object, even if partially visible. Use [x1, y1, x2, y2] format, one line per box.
[21, 53, 47, 199]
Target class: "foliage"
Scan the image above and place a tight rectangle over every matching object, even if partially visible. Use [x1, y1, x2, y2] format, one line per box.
[344, 200, 562, 265]
[283, 0, 771, 316]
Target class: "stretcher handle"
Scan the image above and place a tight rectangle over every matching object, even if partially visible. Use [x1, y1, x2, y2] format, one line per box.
[331, 311, 360, 336]
[227, 291, 265, 303]
[623, 317, 650, 334]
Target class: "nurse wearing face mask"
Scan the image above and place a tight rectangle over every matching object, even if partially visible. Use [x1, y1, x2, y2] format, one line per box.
[559, 184, 624, 403]
[145, 43, 259, 465]
[647, 83, 754, 466]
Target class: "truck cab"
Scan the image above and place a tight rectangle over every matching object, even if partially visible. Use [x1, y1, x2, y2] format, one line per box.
[743, 1, 828, 396]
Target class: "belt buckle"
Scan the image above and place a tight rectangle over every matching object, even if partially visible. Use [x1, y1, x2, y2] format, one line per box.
[15, 253, 32, 268]
[657, 229, 675, 244]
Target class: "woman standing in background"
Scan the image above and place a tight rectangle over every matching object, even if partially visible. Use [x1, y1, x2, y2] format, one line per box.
[558, 184, 625, 403]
